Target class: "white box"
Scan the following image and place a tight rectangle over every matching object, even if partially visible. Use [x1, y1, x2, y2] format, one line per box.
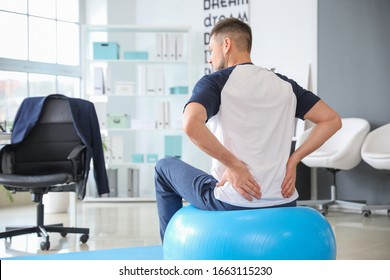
[131, 119, 156, 130]
[114, 81, 135, 95]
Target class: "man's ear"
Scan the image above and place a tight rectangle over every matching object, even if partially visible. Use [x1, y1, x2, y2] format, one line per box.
[223, 37, 231, 54]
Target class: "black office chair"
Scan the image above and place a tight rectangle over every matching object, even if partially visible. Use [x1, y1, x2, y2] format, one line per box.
[0, 96, 90, 251]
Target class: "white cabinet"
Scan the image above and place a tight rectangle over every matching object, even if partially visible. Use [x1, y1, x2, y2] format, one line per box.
[82, 25, 192, 201]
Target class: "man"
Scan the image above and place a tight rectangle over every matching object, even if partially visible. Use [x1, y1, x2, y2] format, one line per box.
[155, 18, 341, 241]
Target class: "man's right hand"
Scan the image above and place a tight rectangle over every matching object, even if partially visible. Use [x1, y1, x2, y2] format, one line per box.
[217, 161, 261, 201]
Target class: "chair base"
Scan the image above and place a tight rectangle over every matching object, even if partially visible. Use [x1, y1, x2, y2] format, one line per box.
[0, 193, 89, 251]
[297, 183, 371, 216]
[0, 224, 89, 250]
[361, 204, 390, 217]
[298, 198, 367, 215]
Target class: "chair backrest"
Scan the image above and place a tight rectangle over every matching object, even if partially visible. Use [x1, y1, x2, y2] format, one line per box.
[361, 123, 390, 155]
[296, 118, 370, 170]
[12, 97, 82, 176]
[361, 123, 390, 170]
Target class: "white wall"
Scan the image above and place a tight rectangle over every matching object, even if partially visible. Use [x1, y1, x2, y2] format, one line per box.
[250, 0, 318, 92]
[82, 0, 318, 172]
[84, 0, 318, 94]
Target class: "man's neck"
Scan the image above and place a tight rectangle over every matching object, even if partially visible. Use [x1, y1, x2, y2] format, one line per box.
[227, 53, 252, 67]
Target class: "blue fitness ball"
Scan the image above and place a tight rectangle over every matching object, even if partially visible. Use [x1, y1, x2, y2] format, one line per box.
[163, 205, 336, 260]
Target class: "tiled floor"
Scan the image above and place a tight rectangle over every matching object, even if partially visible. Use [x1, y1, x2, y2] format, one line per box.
[0, 201, 389, 259]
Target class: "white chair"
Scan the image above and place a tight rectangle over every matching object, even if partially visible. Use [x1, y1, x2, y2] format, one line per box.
[360, 123, 390, 217]
[295, 118, 370, 215]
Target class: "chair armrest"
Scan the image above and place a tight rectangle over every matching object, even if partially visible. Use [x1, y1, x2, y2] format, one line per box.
[67, 145, 87, 180]
[68, 145, 87, 160]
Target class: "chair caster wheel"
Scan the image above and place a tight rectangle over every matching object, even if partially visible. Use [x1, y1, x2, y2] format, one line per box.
[320, 207, 328, 216]
[60, 232, 67, 238]
[362, 210, 371, 217]
[5, 238, 12, 249]
[40, 241, 50, 251]
[80, 234, 89, 243]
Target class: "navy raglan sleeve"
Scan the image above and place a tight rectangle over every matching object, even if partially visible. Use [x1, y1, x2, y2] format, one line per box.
[276, 73, 321, 120]
[184, 75, 221, 122]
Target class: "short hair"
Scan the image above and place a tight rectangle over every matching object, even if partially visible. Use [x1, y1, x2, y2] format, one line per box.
[210, 17, 252, 53]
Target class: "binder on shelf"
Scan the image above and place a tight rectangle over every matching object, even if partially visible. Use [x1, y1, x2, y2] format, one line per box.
[156, 33, 164, 60]
[127, 168, 140, 197]
[105, 67, 113, 95]
[146, 66, 165, 95]
[156, 101, 170, 129]
[137, 65, 147, 95]
[111, 136, 124, 163]
[87, 168, 117, 198]
[93, 101, 107, 129]
[155, 67, 165, 95]
[104, 135, 124, 163]
[107, 168, 118, 197]
[93, 67, 105, 95]
[175, 33, 184, 60]
[167, 33, 176, 60]
[164, 101, 170, 129]
[156, 101, 165, 129]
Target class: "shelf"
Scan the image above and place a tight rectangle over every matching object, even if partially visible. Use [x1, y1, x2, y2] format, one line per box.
[83, 24, 191, 33]
[83, 24, 191, 203]
[86, 59, 190, 64]
[103, 94, 189, 98]
[103, 128, 183, 133]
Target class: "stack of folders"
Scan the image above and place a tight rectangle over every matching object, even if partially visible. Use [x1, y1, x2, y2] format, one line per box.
[137, 65, 165, 95]
[156, 101, 170, 129]
[155, 33, 184, 61]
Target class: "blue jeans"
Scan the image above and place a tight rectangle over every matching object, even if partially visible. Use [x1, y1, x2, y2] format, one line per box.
[154, 156, 296, 241]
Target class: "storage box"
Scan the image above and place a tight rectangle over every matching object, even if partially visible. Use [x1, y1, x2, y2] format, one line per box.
[131, 153, 144, 163]
[114, 81, 135, 95]
[124, 51, 149, 60]
[107, 114, 130, 129]
[93, 42, 120, 60]
[131, 119, 156, 130]
[169, 86, 188, 94]
[164, 135, 182, 158]
[146, 153, 159, 163]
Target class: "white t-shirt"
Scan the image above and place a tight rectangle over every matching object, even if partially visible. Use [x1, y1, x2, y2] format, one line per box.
[187, 63, 320, 208]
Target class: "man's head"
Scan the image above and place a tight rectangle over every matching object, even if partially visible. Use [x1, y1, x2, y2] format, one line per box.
[209, 18, 252, 71]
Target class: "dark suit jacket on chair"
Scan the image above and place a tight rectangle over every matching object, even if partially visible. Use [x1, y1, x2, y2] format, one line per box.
[11, 94, 109, 199]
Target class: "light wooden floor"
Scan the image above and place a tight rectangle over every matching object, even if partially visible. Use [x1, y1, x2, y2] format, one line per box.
[0, 201, 389, 259]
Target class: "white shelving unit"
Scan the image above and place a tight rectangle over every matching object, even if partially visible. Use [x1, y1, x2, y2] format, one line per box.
[82, 24, 192, 202]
